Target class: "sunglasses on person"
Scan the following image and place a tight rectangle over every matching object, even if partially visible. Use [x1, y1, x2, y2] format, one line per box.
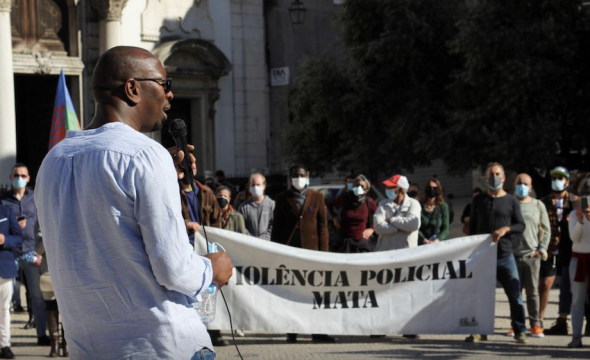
[133, 78, 172, 93]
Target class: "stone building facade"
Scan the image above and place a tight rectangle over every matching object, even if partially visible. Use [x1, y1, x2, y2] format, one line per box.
[0, 0, 270, 184]
[0, 0, 471, 196]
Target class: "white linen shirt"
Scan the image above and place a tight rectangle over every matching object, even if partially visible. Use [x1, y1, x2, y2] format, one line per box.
[35, 122, 214, 359]
[374, 195, 422, 251]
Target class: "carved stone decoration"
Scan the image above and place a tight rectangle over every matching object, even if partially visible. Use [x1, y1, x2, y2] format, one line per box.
[33, 50, 52, 74]
[152, 39, 232, 79]
[9, 0, 20, 40]
[0, 0, 12, 12]
[11, 0, 67, 56]
[35, 0, 66, 55]
[91, 0, 129, 21]
[141, 0, 214, 42]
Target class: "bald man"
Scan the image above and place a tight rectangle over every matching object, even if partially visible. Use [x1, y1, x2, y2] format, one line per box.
[238, 173, 275, 240]
[35, 46, 232, 359]
[513, 173, 551, 338]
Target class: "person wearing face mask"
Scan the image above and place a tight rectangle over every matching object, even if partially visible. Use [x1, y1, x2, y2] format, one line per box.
[542, 167, 590, 337]
[178, 164, 228, 347]
[466, 162, 527, 344]
[215, 186, 246, 234]
[335, 175, 355, 198]
[271, 165, 333, 344]
[512, 173, 550, 338]
[407, 183, 420, 201]
[0, 200, 23, 359]
[238, 173, 275, 240]
[0, 163, 49, 346]
[327, 175, 378, 253]
[373, 175, 421, 250]
[565, 174, 590, 348]
[215, 185, 247, 339]
[418, 178, 449, 246]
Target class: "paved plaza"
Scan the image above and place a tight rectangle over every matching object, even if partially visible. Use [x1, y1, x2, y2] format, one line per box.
[8, 287, 588, 359]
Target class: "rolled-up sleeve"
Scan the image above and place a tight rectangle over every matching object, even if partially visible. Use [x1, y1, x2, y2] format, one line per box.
[132, 146, 212, 297]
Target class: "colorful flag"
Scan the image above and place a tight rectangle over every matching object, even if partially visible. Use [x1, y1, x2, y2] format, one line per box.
[49, 69, 81, 150]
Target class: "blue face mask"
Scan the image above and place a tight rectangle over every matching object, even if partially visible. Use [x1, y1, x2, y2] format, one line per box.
[515, 184, 530, 198]
[12, 177, 27, 190]
[347, 183, 353, 191]
[386, 189, 397, 200]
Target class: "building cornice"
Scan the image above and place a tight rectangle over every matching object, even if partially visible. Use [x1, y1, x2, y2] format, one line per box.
[0, 0, 12, 13]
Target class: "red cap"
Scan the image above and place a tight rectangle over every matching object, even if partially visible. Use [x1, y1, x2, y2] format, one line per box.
[382, 175, 409, 190]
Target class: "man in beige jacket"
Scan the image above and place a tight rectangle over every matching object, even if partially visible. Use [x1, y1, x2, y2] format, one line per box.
[374, 175, 422, 250]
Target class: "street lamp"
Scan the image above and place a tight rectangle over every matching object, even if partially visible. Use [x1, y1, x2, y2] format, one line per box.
[288, 0, 307, 25]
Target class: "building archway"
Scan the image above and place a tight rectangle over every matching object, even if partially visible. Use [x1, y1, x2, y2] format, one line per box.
[153, 39, 232, 175]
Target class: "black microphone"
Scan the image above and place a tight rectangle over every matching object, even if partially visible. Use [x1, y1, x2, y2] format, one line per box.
[168, 119, 196, 191]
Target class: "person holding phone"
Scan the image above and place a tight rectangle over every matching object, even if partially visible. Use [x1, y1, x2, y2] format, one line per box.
[567, 175, 590, 348]
[512, 173, 550, 338]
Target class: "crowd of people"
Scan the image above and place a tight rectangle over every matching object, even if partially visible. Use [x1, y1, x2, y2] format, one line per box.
[189, 161, 590, 348]
[1, 47, 589, 359]
[2, 158, 590, 355]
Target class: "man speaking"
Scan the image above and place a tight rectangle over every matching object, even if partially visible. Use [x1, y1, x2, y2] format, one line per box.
[35, 46, 233, 359]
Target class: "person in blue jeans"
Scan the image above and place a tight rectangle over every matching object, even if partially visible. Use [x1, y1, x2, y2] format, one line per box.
[0, 203, 24, 359]
[0, 163, 48, 346]
[466, 162, 528, 343]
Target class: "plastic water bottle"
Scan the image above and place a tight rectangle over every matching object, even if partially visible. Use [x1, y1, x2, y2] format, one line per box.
[194, 242, 219, 323]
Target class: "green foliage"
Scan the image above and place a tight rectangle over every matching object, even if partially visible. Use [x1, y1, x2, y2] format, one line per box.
[284, 0, 590, 178]
[284, 56, 356, 175]
[446, 0, 590, 174]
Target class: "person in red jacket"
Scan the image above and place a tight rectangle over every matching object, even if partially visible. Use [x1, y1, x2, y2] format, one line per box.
[327, 174, 377, 253]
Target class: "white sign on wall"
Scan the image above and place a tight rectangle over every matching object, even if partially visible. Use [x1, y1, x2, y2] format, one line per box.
[270, 67, 290, 87]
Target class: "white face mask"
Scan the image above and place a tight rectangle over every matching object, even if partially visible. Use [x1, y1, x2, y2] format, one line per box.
[250, 185, 265, 198]
[551, 179, 566, 192]
[352, 186, 365, 196]
[292, 177, 307, 190]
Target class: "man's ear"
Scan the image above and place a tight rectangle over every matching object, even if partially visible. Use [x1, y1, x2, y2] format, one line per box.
[123, 79, 141, 105]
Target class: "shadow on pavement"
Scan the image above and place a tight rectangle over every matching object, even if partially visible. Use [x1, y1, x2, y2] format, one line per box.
[327, 338, 588, 359]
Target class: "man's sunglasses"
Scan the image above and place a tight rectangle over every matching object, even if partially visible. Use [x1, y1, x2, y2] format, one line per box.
[133, 78, 172, 93]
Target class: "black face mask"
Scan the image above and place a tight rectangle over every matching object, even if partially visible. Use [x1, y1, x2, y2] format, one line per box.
[217, 197, 229, 208]
[426, 187, 439, 198]
[407, 190, 418, 198]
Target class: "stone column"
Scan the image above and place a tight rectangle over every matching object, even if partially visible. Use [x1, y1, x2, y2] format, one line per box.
[0, 0, 17, 185]
[91, 0, 129, 53]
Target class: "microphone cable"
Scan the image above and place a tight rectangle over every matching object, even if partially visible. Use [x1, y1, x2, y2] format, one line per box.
[202, 224, 245, 360]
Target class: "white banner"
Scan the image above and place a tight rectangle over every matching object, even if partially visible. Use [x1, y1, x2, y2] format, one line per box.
[195, 229, 497, 335]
